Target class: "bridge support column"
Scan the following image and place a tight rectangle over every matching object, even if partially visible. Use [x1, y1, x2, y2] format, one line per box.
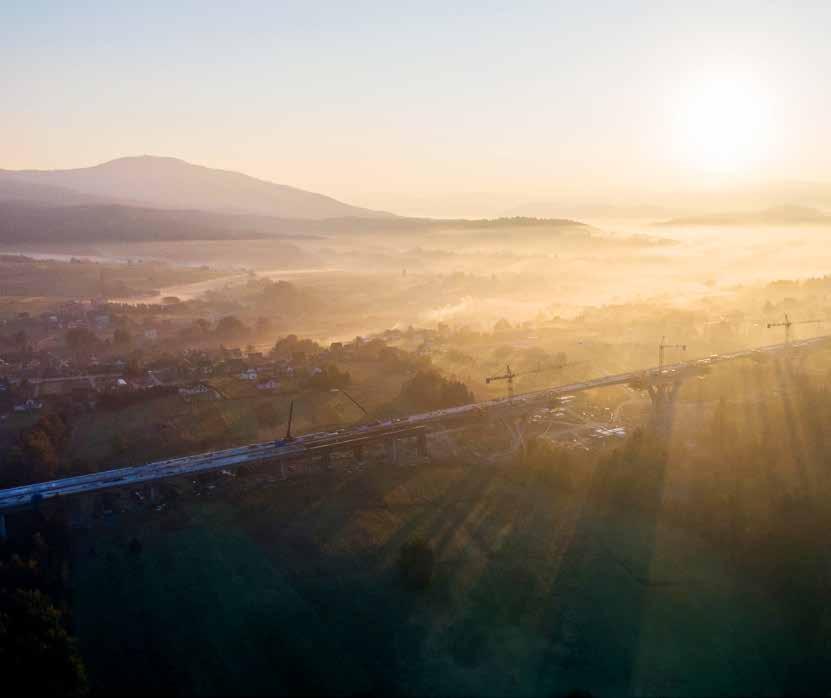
[69, 496, 94, 530]
[385, 439, 399, 465]
[416, 432, 428, 458]
[353, 445, 364, 462]
[0, 513, 6, 541]
[280, 461, 287, 480]
[321, 450, 332, 470]
[646, 379, 684, 436]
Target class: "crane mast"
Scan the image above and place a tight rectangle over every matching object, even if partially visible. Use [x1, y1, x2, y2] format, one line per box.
[486, 360, 584, 399]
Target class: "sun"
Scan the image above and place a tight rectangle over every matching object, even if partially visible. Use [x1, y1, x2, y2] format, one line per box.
[671, 74, 777, 175]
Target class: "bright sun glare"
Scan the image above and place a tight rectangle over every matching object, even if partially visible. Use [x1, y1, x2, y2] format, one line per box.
[673, 75, 777, 175]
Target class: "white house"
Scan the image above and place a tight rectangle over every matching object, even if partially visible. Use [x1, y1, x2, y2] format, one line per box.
[14, 399, 43, 412]
[179, 383, 210, 397]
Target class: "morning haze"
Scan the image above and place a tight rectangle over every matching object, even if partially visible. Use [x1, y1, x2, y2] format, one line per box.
[2, 2, 831, 697]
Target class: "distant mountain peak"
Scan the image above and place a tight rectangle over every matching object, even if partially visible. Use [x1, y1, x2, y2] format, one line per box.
[0, 156, 393, 220]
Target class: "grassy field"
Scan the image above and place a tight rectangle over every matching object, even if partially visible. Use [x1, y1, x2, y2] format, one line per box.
[68, 358, 417, 469]
[71, 452, 794, 697]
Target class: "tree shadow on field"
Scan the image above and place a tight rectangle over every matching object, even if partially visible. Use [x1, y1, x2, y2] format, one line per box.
[247, 461, 502, 696]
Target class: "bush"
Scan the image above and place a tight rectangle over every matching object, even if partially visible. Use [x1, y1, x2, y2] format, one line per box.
[398, 538, 434, 590]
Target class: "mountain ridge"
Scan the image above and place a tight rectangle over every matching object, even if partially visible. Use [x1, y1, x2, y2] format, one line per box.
[655, 205, 831, 227]
[0, 155, 394, 220]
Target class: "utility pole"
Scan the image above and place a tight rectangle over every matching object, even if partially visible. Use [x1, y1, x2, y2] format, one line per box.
[284, 400, 294, 441]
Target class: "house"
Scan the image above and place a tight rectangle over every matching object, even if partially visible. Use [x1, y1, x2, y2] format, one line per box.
[144, 328, 159, 341]
[92, 313, 111, 329]
[14, 399, 43, 412]
[179, 383, 210, 397]
[256, 379, 280, 391]
[239, 368, 258, 381]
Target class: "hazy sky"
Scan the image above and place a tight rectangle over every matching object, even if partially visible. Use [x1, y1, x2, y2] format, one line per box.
[3, 1, 830, 216]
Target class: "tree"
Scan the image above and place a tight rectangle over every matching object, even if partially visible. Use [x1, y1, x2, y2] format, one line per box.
[113, 327, 132, 346]
[255, 316, 273, 337]
[12, 329, 28, 350]
[215, 315, 247, 339]
[255, 402, 282, 429]
[65, 327, 97, 354]
[399, 370, 474, 411]
[0, 589, 88, 695]
[307, 364, 351, 390]
[20, 428, 59, 482]
[398, 538, 434, 590]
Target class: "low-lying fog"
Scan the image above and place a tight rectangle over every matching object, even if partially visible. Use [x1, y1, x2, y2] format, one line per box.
[5, 220, 831, 338]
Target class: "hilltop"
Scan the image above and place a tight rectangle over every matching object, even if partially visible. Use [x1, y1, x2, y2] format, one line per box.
[0, 156, 393, 220]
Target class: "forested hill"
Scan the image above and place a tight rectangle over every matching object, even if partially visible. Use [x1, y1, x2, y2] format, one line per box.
[0, 201, 591, 243]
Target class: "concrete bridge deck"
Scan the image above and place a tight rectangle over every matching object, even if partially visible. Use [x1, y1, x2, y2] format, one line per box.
[0, 335, 827, 513]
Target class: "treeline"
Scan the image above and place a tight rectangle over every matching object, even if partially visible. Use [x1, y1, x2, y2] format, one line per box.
[396, 370, 474, 412]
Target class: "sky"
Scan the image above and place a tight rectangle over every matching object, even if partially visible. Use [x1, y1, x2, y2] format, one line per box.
[2, 1, 830, 217]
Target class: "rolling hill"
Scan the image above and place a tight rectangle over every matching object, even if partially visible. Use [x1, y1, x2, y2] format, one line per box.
[0, 156, 392, 220]
[655, 205, 831, 227]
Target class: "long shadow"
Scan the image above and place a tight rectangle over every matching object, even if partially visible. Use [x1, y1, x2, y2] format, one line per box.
[773, 360, 812, 494]
[532, 430, 671, 697]
[254, 459, 502, 695]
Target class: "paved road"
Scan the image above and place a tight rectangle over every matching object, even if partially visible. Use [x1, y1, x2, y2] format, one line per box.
[0, 335, 827, 512]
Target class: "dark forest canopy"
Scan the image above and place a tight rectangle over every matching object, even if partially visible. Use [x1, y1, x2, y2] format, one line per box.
[0, 200, 590, 244]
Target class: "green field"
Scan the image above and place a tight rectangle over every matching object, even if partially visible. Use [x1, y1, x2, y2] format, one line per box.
[71, 454, 795, 697]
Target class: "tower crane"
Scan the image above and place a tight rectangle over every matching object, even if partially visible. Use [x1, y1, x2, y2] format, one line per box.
[485, 361, 585, 399]
[767, 313, 823, 345]
[658, 337, 686, 372]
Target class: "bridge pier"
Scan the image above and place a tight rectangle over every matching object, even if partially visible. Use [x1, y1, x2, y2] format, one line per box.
[68, 495, 95, 530]
[0, 513, 6, 541]
[353, 445, 364, 462]
[416, 432, 428, 458]
[321, 450, 332, 470]
[646, 379, 684, 436]
[385, 439, 399, 465]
